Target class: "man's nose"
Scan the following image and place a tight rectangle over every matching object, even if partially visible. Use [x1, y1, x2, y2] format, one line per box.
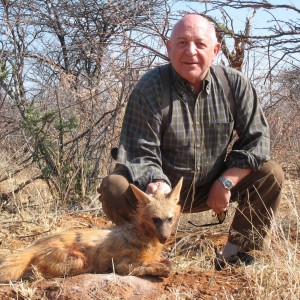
[185, 42, 197, 55]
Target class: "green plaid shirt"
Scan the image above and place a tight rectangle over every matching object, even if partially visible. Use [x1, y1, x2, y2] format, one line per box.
[116, 63, 270, 191]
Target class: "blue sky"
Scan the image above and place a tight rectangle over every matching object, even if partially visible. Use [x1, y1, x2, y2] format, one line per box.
[171, 0, 299, 35]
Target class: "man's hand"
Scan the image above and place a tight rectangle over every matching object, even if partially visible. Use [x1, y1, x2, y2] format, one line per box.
[206, 167, 252, 214]
[146, 181, 171, 195]
[206, 180, 231, 214]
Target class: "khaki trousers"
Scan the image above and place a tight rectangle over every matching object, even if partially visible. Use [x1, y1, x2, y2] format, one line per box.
[98, 160, 284, 250]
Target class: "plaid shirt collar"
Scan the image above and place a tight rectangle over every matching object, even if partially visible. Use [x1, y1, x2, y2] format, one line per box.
[170, 65, 212, 97]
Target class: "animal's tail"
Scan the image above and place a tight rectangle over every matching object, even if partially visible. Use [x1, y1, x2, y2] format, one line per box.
[0, 247, 36, 282]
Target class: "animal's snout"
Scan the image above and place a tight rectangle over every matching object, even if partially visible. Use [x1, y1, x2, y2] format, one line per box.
[156, 222, 172, 244]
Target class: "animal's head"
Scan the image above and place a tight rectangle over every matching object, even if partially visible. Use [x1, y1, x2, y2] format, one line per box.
[130, 177, 183, 244]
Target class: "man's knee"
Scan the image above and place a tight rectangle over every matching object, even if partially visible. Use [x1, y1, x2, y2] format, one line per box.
[233, 160, 284, 211]
[259, 160, 284, 186]
[236, 160, 284, 190]
[98, 174, 130, 197]
[249, 160, 283, 213]
[98, 174, 137, 225]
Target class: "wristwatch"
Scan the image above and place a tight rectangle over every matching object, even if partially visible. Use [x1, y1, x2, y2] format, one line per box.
[218, 176, 233, 190]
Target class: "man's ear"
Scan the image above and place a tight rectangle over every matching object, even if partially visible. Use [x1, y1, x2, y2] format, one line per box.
[166, 39, 172, 58]
[167, 177, 183, 204]
[130, 184, 151, 206]
[213, 42, 221, 59]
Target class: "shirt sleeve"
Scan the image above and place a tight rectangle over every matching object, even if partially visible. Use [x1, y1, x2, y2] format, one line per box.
[225, 70, 270, 171]
[115, 69, 171, 191]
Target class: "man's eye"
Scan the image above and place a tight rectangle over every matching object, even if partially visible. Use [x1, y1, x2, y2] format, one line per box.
[196, 42, 206, 48]
[178, 41, 186, 46]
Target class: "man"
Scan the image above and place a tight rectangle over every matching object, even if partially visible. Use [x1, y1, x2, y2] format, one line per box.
[98, 14, 283, 269]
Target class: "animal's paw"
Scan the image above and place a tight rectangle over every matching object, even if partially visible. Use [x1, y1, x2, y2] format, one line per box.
[153, 261, 172, 277]
[160, 259, 171, 268]
[132, 261, 172, 278]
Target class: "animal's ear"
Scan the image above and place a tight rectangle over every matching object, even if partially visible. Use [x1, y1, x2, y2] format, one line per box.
[130, 184, 151, 205]
[168, 177, 183, 204]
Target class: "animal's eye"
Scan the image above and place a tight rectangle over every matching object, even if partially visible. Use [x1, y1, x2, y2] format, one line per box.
[167, 217, 173, 223]
[152, 217, 162, 225]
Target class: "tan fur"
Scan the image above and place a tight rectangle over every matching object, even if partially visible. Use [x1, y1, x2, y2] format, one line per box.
[0, 178, 183, 281]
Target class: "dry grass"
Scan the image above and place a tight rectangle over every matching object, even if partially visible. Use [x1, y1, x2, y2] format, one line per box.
[0, 151, 299, 299]
[241, 179, 300, 300]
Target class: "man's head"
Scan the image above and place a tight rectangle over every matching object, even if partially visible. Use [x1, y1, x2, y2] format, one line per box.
[167, 14, 220, 91]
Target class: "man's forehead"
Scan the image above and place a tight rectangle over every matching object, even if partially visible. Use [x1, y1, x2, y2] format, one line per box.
[170, 15, 214, 39]
[173, 24, 212, 39]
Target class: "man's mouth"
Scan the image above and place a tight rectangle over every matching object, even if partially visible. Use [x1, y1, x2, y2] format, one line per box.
[183, 62, 199, 65]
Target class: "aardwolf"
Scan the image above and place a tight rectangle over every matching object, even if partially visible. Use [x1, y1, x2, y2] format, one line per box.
[0, 178, 183, 281]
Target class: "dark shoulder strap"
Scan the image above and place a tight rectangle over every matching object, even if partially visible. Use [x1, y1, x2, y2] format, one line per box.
[211, 65, 235, 118]
[159, 64, 171, 134]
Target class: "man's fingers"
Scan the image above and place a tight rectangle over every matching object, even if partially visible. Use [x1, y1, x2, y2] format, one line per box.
[146, 182, 171, 195]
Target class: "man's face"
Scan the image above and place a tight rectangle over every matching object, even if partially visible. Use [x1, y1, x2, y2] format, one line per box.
[167, 16, 220, 87]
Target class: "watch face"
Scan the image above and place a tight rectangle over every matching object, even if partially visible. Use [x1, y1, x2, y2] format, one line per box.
[219, 176, 233, 190]
[224, 179, 232, 189]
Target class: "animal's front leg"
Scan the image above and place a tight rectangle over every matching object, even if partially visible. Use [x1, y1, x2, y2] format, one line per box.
[116, 260, 171, 278]
[133, 260, 172, 277]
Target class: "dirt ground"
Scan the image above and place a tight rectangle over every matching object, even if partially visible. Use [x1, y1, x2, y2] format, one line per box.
[0, 266, 247, 300]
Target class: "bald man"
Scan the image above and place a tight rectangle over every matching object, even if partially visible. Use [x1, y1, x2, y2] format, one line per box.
[99, 15, 283, 270]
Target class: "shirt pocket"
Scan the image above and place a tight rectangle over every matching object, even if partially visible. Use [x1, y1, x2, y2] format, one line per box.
[205, 121, 234, 158]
